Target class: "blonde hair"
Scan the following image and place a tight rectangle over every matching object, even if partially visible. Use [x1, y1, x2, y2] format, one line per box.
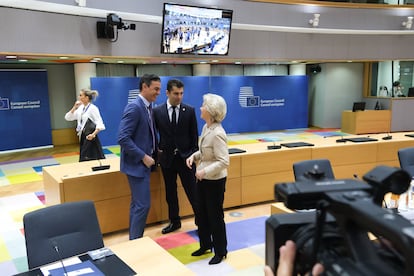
[203, 93, 227, 123]
[81, 88, 99, 101]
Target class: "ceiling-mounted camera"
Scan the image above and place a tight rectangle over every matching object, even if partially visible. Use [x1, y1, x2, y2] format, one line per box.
[97, 13, 136, 42]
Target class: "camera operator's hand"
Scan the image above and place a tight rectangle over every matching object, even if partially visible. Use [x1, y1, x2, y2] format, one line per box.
[264, 240, 324, 276]
[277, 240, 296, 276]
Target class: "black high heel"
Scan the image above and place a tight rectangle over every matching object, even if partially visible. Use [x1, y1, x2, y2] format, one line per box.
[208, 254, 227, 265]
[191, 247, 212, 256]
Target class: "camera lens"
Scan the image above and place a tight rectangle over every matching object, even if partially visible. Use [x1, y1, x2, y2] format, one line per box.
[291, 223, 346, 275]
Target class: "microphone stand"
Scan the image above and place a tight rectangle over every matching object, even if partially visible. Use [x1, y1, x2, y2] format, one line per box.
[52, 241, 69, 276]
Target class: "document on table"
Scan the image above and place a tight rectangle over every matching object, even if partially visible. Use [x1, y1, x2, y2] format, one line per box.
[48, 260, 104, 276]
[40, 256, 82, 275]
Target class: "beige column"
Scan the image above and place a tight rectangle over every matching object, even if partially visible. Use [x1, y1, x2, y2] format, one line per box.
[74, 63, 97, 95]
[289, 64, 306, 75]
[193, 64, 211, 76]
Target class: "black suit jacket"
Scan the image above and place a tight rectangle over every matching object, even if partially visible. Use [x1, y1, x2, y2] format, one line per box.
[153, 103, 199, 167]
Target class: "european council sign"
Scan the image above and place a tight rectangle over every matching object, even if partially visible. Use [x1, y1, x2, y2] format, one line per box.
[0, 70, 52, 151]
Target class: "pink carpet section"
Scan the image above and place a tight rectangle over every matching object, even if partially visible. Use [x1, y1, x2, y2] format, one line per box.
[155, 232, 198, 250]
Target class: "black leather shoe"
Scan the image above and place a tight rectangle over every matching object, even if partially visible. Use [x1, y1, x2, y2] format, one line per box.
[191, 247, 212, 256]
[208, 254, 227, 265]
[161, 221, 181, 234]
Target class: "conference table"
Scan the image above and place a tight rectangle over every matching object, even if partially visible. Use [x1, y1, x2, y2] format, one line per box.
[15, 236, 194, 276]
[43, 131, 414, 234]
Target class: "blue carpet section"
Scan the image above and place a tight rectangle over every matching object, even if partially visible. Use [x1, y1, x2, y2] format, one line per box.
[185, 216, 266, 252]
[227, 216, 266, 251]
[32, 163, 59, 173]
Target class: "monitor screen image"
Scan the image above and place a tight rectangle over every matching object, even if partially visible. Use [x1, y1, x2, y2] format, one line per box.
[352, 102, 366, 112]
[161, 3, 233, 55]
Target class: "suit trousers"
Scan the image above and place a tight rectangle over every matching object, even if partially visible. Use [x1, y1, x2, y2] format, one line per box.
[127, 174, 151, 240]
[196, 177, 227, 256]
[160, 154, 198, 223]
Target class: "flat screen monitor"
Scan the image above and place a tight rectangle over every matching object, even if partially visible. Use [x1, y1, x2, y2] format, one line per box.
[161, 3, 233, 55]
[352, 102, 366, 112]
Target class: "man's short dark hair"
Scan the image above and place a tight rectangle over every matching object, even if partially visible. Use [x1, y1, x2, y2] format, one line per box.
[139, 74, 161, 90]
[167, 79, 184, 92]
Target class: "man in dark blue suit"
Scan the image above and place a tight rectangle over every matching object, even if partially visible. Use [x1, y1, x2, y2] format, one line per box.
[153, 79, 199, 234]
[118, 74, 161, 240]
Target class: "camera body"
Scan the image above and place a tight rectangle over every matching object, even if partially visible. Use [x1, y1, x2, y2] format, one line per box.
[266, 166, 414, 276]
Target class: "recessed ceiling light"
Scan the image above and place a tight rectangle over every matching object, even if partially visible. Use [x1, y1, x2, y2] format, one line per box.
[161, 61, 168, 64]
[92, 57, 101, 61]
[211, 60, 219, 63]
[199, 61, 207, 64]
[90, 59, 98, 63]
[117, 60, 124, 63]
[59, 56, 69, 59]
[235, 61, 241, 65]
[18, 59, 28, 62]
[5, 55, 17, 59]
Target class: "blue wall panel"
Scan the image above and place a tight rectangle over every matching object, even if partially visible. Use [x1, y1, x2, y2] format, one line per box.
[0, 70, 51, 151]
[91, 75, 308, 146]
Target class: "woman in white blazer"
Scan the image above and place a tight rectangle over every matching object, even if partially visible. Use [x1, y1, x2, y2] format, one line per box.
[186, 93, 229, 265]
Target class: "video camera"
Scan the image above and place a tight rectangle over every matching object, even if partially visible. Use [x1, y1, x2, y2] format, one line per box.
[265, 165, 414, 276]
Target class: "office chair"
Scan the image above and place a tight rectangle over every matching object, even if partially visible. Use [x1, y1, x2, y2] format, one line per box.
[398, 147, 414, 178]
[293, 159, 335, 181]
[23, 200, 104, 269]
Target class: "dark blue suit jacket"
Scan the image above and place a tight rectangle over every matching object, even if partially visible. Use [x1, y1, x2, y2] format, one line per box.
[118, 96, 155, 177]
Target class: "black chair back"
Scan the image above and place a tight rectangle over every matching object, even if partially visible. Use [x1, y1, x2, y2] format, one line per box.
[398, 147, 414, 178]
[293, 159, 335, 181]
[23, 200, 104, 269]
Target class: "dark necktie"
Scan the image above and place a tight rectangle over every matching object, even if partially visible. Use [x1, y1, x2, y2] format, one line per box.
[171, 106, 177, 128]
[148, 105, 156, 153]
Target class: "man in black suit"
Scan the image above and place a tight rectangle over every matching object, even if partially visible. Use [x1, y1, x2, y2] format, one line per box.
[153, 79, 199, 234]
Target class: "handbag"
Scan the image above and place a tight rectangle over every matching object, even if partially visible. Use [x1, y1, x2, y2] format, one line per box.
[80, 118, 105, 162]
[83, 118, 96, 136]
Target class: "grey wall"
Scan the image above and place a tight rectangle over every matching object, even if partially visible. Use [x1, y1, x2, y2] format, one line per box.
[1, 1, 409, 131]
[309, 63, 364, 128]
[1, 1, 414, 60]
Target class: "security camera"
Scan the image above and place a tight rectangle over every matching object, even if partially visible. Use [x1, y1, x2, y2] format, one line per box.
[97, 13, 136, 41]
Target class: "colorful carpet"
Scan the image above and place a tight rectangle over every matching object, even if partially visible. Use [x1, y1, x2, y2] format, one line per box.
[0, 192, 45, 275]
[227, 128, 346, 145]
[0, 146, 120, 187]
[154, 216, 268, 275]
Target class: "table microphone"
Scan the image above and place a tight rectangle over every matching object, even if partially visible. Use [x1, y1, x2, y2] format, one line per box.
[267, 142, 281, 150]
[336, 136, 347, 143]
[51, 240, 69, 276]
[382, 133, 392, 140]
[92, 159, 110, 171]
